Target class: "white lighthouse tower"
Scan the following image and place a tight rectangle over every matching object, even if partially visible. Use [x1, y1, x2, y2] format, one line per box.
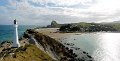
[13, 19, 20, 47]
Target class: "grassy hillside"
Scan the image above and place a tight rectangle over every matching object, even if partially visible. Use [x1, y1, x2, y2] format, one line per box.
[59, 22, 117, 32]
[1, 44, 55, 61]
[107, 23, 120, 31]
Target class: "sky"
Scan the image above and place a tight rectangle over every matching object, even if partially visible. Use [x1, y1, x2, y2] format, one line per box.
[0, 0, 120, 25]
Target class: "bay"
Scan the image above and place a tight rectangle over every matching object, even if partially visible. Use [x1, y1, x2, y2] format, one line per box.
[62, 32, 120, 61]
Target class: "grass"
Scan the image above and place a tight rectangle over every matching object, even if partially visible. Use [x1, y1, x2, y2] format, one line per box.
[1, 44, 55, 61]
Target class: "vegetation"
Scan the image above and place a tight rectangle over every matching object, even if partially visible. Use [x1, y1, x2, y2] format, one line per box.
[0, 44, 55, 61]
[59, 22, 117, 32]
[106, 23, 120, 31]
[47, 21, 120, 32]
[0, 41, 12, 47]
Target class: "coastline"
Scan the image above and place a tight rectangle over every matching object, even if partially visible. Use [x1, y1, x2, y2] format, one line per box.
[27, 28, 94, 61]
[35, 28, 120, 42]
[35, 28, 95, 59]
[0, 28, 94, 61]
[35, 28, 115, 40]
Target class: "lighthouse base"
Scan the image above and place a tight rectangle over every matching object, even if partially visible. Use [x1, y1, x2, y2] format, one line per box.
[12, 43, 20, 48]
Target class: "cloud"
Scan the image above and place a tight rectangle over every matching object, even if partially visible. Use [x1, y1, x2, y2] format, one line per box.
[29, 0, 95, 6]
[0, 0, 120, 25]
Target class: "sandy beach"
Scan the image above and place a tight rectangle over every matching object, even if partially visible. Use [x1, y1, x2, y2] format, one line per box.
[35, 28, 82, 41]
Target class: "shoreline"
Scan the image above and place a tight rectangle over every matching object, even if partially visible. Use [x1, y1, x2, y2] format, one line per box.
[26, 29, 94, 61]
[35, 28, 82, 41]
[35, 28, 120, 41]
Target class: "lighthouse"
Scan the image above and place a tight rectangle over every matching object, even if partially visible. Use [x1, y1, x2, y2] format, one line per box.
[13, 19, 20, 47]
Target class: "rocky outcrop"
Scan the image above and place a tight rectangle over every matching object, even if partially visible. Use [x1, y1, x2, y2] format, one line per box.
[47, 21, 61, 28]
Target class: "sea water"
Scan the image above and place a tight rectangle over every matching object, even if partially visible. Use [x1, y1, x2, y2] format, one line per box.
[0, 25, 37, 43]
[62, 33, 120, 61]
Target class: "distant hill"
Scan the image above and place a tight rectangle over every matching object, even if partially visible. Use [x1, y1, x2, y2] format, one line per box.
[101, 21, 120, 24]
[111, 21, 120, 23]
[100, 21, 120, 31]
[47, 21, 120, 32]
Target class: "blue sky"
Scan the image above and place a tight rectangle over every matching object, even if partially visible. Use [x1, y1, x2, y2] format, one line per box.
[0, 0, 120, 25]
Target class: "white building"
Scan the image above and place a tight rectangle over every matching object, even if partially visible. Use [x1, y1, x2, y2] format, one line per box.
[13, 19, 20, 47]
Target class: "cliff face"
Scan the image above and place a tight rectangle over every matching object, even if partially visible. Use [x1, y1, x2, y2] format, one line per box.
[23, 29, 94, 61]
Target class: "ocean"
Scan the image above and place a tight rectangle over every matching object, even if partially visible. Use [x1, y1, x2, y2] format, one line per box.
[0, 25, 37, 43]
